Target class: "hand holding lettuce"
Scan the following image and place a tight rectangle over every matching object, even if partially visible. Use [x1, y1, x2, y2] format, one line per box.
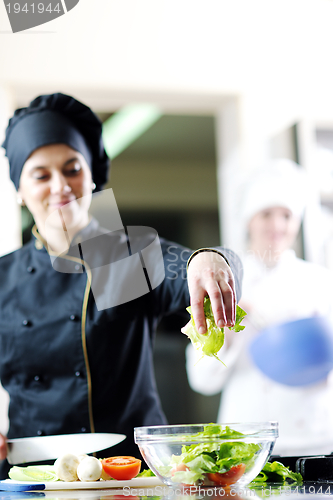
[182, 297, 246, 363]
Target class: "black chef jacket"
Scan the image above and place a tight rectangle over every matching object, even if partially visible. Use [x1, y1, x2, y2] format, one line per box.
[0, 219, 242, 479]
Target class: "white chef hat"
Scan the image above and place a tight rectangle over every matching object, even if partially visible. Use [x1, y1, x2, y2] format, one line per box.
[240, 158, 308, 227]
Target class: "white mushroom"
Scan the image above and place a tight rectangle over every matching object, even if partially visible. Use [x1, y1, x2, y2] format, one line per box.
[54, 453, 80, 482]
[77, 456, 102, 482]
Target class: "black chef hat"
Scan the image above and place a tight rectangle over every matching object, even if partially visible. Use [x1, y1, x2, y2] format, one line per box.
[1, 93, 110, 192]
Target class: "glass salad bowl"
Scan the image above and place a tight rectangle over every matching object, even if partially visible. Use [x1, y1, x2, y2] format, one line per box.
[134, 422, 278, 489]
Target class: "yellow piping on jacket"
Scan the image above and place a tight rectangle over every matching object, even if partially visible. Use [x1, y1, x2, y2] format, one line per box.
[32, 226, 95, 433]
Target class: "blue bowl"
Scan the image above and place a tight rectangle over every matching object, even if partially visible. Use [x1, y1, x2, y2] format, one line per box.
[249, 316, 333, 386]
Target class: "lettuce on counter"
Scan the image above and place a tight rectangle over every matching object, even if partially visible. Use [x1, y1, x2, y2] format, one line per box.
[251, 461, 303, 485]
[136, 468, 156, 477]
[182, 297, 246, 363]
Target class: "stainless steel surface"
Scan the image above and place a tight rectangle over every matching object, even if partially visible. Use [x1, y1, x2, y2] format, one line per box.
[0, 482, 331, 499]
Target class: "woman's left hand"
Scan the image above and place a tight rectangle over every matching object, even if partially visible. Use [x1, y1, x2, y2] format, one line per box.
[187, 251, 236, 333]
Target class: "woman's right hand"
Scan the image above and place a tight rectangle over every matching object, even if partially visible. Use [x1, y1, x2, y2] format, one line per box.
[0, 433, 7, 460]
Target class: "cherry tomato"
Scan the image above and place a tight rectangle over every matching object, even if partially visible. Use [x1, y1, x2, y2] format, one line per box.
[207, 463, 246, 486]
[101, 456, 142, 480]
[171, 463, 189, 476]
[170, 463, 192, 487]
[112, 497, 139, 500]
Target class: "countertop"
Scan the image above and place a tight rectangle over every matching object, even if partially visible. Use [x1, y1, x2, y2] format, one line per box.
[1, 482, 332, 500]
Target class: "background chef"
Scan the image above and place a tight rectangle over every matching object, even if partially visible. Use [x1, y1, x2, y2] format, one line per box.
[187, 159, 333, 456]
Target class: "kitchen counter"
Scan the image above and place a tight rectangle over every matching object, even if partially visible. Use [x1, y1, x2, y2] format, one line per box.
[1, 483, 332, 500]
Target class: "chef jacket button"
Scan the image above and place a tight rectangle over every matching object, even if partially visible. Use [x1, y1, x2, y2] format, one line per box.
[74, 264, 81, 271]
[35, 240, 43, 250]
[22, 319, 31, 327]
[75, 371, 81, 377]
[34, 375, 40, 381]
[70, 315, 77, 321]
[81, 427, 86, 433]
[37, 430, 43, 436]
[27, 266, 35, 273]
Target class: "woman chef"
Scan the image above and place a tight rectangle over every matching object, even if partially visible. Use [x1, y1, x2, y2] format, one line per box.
[186, 159, 333, 456]
[0, 93, 242, 479]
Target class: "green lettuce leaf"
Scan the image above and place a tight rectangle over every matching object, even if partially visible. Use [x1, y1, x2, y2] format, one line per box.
[171, 469, 203, 484]
[250, 461, 303, 485]
[187, 423, 246, 439]
[158, 423, 260, 485]
[182, 452, 217, 471]
[182, 297, 246, 363]
[136, 468, 156, 477]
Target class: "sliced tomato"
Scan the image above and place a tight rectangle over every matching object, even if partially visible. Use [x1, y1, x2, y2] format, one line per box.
[101, 456, 141, 480]
[207, 463, 246, 486]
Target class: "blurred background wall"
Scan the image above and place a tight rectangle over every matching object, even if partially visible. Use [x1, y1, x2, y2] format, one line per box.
[2, 0, 333, 427]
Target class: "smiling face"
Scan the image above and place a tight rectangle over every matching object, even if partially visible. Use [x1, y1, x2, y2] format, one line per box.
[248, 206, 301, 263]
[18, 143, 93, 240]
